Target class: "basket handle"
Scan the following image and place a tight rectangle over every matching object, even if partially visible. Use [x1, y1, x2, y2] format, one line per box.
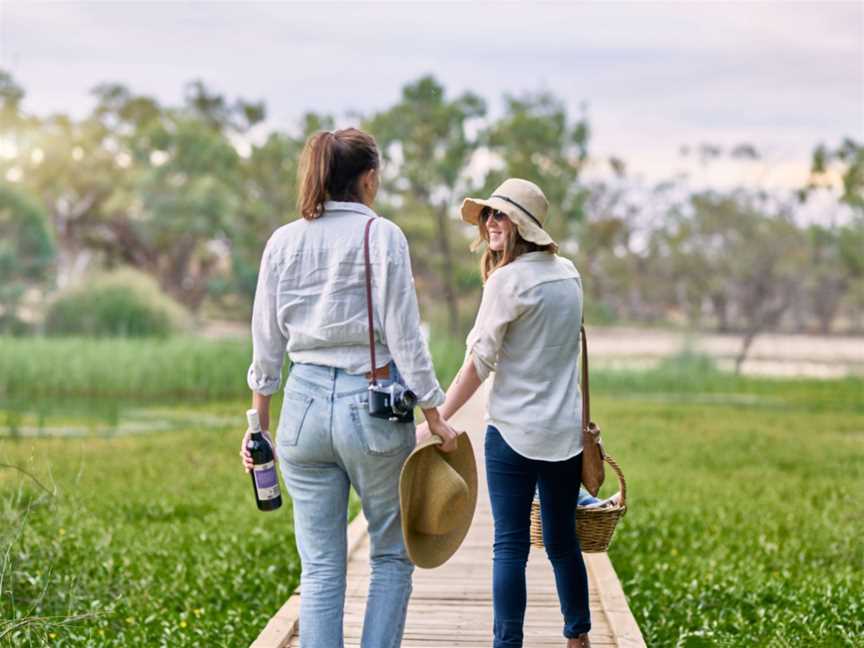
[602, 453, 627, 508]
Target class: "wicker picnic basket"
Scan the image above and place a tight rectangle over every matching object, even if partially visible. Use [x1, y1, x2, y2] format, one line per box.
[529, 453, 627, 552]
[529, 323, 628, 553]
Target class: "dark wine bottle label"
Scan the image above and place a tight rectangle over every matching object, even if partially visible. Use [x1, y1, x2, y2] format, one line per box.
[253, 461, 280, 501]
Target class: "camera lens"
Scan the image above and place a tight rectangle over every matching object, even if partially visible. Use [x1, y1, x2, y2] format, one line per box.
[401, 389, 417, 411]
[390, 384, 417, 415]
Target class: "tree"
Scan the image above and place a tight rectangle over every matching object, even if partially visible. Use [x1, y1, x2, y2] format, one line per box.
[809, 138, 864, 214]
[481, 92, 590, 248]
[658, 190, 742, 332]
[0, 184, 55, 332]
[367, 76, 485, 336]
[15, 109, 127, 289]
[680, 191, 806, 372]
[18, 81, 257, 310]
[183, 79, 266, 134]
[124, 115, 242, 308]
[805, 224, 850, 334]
[577, 166, 678, 325]
[0, 69, 26, 131]
[804, 138, 864, 331]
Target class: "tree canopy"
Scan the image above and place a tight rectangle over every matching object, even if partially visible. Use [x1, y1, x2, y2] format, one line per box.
[1, 69, 860, 345]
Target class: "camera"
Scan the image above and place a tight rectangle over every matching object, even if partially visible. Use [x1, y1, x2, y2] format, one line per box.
[368, 382, 417, 423]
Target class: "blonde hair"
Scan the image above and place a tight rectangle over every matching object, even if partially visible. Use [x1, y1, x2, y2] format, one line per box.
[297, 128, 379, 219]
[471, 207, 558, 282]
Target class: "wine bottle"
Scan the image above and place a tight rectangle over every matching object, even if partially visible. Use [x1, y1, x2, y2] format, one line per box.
[246, 409, 282, 511]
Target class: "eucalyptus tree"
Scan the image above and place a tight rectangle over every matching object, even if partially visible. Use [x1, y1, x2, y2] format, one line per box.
[805, 138, 864, 331]
[809, 138, 864, 214]
[480, 92, 591, 249]
[366, 75, 485, 336]
[231, 112, 334, 302]
[64, 81, 260, 310]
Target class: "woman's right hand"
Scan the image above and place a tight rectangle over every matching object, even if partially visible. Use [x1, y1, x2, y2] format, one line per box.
[239, 429, 274, 473]
[426, 417, 461, 453]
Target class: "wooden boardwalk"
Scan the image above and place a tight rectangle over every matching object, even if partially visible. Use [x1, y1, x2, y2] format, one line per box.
[253, 391, 645, 648]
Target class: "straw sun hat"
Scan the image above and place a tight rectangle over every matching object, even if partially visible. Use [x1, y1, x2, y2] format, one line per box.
[460, 178, 557, 247]
[399, 433, 477, 569]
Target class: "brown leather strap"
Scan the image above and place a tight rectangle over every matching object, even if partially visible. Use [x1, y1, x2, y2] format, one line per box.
[581, 322, 590, 431]
[364, 365, 390, 381]
[363, 218, 378, 386]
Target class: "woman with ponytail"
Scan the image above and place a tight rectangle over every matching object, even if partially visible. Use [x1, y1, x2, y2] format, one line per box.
[240, 128, 460, 647]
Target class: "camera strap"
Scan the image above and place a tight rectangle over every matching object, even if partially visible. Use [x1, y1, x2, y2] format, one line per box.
[363, 217, 378, 386]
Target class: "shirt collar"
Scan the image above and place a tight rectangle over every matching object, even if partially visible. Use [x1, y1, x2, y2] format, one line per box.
[515, 251, 554, 263]
[323, 201, 378, 218]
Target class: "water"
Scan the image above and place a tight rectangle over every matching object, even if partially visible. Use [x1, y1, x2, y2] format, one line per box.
[0, 396, 241, 438]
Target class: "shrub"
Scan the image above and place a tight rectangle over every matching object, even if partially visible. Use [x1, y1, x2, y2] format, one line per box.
[582, 298, 617, 326]
[427, 334, 465, 387]
[656, 347, 719, 376]
[44, 268, 191, 337]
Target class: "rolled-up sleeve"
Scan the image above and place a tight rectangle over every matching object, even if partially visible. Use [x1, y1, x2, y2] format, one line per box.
[376, 226, 445, 409]
[466, 273, 525, 382]
[247, 239, 288, 395]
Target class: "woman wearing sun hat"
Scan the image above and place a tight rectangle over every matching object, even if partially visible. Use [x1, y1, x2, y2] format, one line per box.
[415, 178, 591, 648]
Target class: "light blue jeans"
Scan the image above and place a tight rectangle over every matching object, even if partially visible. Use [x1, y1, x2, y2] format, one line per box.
[275, 362, 415, 648]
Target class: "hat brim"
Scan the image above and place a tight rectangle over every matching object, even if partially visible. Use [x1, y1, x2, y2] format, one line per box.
[460, 196, 556, 247]
[399, 433, 477, 569]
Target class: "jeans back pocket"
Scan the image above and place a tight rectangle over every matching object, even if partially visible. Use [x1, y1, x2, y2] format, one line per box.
[277, 391, 314, 447]
[349, 401, 413, 457]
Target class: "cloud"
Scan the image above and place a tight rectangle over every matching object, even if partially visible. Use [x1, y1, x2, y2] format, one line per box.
[2, 1, 860, 188]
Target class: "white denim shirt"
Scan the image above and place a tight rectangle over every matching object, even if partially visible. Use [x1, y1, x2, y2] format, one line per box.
[247, 201, 445, 409]
[466, 252, 584, 461]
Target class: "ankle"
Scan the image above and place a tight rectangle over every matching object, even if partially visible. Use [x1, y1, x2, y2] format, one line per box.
[566, 633, 590, 648]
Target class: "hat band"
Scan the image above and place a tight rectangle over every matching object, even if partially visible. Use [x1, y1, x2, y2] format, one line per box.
[491, 194, 543, 229]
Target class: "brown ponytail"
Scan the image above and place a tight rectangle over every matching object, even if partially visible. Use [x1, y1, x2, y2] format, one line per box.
[297, 128, 379, 219]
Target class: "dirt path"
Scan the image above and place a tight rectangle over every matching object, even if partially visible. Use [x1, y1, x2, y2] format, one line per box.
[588, 327, 864, 378]
[201, 320, 863, 378]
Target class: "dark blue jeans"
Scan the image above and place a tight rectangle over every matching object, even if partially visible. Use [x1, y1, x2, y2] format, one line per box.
[485, 426, 591, 647]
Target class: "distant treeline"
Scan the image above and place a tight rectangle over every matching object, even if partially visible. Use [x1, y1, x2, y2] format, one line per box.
[1, 70, 862, 345]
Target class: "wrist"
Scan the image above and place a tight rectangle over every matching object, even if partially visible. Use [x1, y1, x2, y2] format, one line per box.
[422, 408, 441, 424]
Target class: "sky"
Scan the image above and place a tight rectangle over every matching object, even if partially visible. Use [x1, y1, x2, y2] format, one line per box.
[1, 1, 862, 190]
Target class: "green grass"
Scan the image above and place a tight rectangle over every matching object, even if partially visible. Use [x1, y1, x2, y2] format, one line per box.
[0, 335, 464, 401]
[6, 335, 861, 410]
[1, 336, 862, 646]
[1, 401, 298, 646]
[601, 382, 863, 646]
[0, 337, 251, 399]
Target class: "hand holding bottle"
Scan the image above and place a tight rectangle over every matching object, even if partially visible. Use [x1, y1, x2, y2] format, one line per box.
[239, 428, 275, 473]
[241, 409, 282, 511]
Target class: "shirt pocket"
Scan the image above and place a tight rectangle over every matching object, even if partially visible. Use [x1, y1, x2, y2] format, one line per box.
[348, 397, 414, 457]
[276, 390, 314, 447]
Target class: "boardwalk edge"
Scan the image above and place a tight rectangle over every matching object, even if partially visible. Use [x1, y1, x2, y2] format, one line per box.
[585, 552, 647, 647]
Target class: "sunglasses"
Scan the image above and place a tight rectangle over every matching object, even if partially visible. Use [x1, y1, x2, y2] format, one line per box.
[480, 208, 509, 223]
